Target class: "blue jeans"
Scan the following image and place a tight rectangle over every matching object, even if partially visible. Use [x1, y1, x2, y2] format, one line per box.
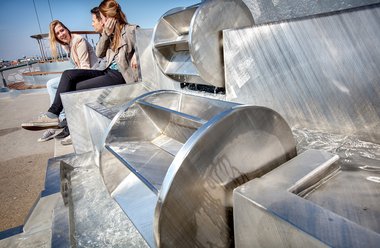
[46, 76, 66, 121]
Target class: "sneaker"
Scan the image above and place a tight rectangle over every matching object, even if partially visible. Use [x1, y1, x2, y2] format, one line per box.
[37, 129, 57, 142]
[61, 135, 72, 146]
[55, 126, 70, 139]
[22, 113, 59, 131]
[58, 118, 67, 128]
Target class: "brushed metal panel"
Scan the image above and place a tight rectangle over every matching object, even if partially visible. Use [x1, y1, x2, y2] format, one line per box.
[189, 0, 254, 87]
[224, 5, 380, 143]
[241, 0, 380, 24]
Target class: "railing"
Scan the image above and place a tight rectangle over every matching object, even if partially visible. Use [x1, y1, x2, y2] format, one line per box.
[0, 62, 37, 88]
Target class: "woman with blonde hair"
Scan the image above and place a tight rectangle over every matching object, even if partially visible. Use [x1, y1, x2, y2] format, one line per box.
[46, 20, 98, 109]
[35, 20, 100, 142]
[49, 20, 98, 68]
[22, 0, 138, 131]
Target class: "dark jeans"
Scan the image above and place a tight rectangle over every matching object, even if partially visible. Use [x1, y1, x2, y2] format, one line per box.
[48, 68, 125, 115]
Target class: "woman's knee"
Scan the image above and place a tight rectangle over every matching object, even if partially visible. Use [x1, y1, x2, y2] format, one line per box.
[46, 77, 60, 89]
[61, 69, 77, 81]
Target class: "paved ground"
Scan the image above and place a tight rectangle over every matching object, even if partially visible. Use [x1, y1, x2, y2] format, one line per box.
[0, 89, 54, 231]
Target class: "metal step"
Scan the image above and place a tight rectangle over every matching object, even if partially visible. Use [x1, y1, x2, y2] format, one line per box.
[154, 34, 189, 49]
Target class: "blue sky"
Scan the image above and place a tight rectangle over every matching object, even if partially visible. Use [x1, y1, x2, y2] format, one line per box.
[0, 0, 199, 60]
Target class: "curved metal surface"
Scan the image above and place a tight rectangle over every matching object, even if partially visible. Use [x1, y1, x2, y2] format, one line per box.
[100, 90, 296, 247]
[152, 6, 199, 83]
[103, 90, 178, 146]
[189, 0, 254, 87]
[152, 0, 254, 88]
[154, 105, 296, 247]
[101, 90, 242, 246]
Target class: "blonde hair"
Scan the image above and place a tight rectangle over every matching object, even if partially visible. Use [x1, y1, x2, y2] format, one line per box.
[49, 20, 72, 59]
[99, 0, 128, 51]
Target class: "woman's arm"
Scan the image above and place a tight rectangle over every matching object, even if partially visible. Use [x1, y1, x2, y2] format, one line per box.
[75, 38, 91, 69]
[96, 32, 110, 58]
[96, 18, 116, 58]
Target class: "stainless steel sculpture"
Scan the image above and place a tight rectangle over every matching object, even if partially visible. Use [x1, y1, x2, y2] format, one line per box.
[152, 0, 254, 88]
[100, 90, 297, 247]
[94, 0, 380, 247]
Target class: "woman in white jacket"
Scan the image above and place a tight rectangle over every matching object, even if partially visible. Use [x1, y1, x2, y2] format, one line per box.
[39, 20, 99, 142]
[46, 20, 98, 120]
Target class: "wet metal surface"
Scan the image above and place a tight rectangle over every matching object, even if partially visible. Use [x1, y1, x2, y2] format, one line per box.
[294, 128, 380, 233]
[234, 129, 380, 247]
[68, 153, 148, 247]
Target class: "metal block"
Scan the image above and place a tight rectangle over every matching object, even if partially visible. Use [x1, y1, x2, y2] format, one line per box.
[234, 149, 380, 247]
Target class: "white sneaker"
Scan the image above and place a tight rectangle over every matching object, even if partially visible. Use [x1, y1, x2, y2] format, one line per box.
[22, 113, 59, 131]
[61, 135, 72, 146]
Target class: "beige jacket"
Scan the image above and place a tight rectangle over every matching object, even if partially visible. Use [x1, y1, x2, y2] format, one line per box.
[64, 34, 98, 69]
[96, 24, 138, 83]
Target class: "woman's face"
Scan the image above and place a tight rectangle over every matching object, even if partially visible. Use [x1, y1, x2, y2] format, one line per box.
[92, 14, 103, 33]
[54, 24, 70, 44]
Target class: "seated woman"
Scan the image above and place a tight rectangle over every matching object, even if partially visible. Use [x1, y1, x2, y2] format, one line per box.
[38, 9, 106, 143]
[22, 0, 139, 131]
[47, 18, 103, 119]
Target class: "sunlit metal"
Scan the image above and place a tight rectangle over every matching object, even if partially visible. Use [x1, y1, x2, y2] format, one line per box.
[152, 0, 254, 88]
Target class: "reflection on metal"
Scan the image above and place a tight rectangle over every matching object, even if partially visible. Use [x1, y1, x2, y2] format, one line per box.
[136, 28, 179, 91]
[61, 153, 148, 247]
[61, 83, 150, 154]
[224, 4, 380, 143]
[152, 0, 254, 88]
[234, 146, 380, 247]
[241, 0, 380, 24]
[101, 90, 296, 247]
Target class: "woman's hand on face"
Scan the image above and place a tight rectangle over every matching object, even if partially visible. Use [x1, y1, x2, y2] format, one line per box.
[104, 18, 117, 36]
